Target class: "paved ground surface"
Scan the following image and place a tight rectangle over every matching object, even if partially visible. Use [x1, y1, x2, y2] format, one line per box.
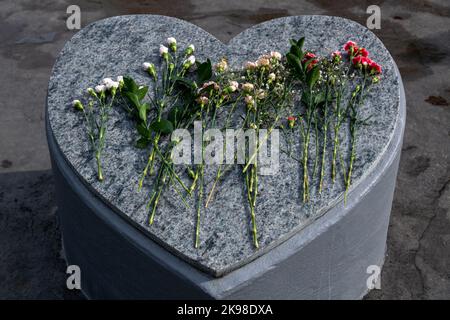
[0, 0, 449, 299]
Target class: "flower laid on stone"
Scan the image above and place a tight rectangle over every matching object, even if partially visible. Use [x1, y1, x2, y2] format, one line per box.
[237, 51, 293, 248]
[286, 37, 382, 203]
[72, 76, 122, 181]
[342, 41, 382, 202]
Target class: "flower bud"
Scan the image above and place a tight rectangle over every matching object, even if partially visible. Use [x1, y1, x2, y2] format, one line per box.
[225, 80, 239, 93]
[87, 87, 97, 98]
[196, 96, 209, 106]
[287, 116, 297, 128]
[167, 37, 177, 52]
[183, 55, 196, 69]
[160, 45, 169, 61]
[185, 44, 195, 56]
[268, 73, 276, 82]
[245, 95, 255, 110]
[187, 168, 196, 179]
[72, 99, 84, 111]
[143, 62, 157, 79]
[215, 58, 228, 73]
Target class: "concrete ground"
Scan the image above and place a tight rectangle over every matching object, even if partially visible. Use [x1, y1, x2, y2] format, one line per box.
[0, 0, 449, 299]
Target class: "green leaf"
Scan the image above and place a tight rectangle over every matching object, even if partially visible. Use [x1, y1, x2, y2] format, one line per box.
[150, 119, 174, 135]
[124, 92, 140, 108]
[197, 59, 212, 82]
[289, 44, 302, 58]
[286, 53, 303, 76]
[306, 65, 320, 88]
[135, 137, 150, 149]
[137, 86, 148, 100]
[138, 104, 147, 123]
[175, 77, 197, 91]
[297, 37, 305, 50]
[136, 123, 151, 139]
[123, 76, 138, 93]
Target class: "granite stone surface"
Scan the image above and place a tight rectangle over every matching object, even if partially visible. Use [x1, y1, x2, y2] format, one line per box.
[47, 15, 400, 276]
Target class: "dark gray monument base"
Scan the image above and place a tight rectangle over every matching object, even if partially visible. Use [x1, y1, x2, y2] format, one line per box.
[47, 64, 405, 299]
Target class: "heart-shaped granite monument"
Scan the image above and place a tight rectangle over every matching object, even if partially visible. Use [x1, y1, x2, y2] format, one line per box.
[47, 15, 400, 277]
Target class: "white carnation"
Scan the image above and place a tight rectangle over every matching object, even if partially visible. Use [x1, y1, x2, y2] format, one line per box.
[167, 37, 177, 45]
[159, 45, 169, 56]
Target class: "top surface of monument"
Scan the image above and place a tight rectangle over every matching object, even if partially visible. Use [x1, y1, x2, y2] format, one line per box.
[47, 14, 401, 276]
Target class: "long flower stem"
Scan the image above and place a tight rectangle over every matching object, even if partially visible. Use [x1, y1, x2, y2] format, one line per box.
[319, 122, 328, 193]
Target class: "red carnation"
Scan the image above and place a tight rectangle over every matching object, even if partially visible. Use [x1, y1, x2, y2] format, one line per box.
[302, 52, 316, 63]
[287, 116, 297, 128]
[302, 52, 318, 71]
[356, 47, 369, 57]
[352, 56, 372, 68]
[332, 50, 342, 59]
[369, 60, 382, 74]
[343, 41, 358, 52]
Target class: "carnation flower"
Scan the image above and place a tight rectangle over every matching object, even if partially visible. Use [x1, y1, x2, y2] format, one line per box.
[87, 87, 96, 97]
[302, 52, 318, 71]
[226, 80, 239, 92]
[244, 95, 255, 106]
[287, 116, 297, 128]
[332, 51, 342, 62]
[101, 78, 113, 85]
[183, 55, 196, 69]
[256, 89, 266, 99]
[196, 96, 209, 106]
[160, 45, 169, 60]
[302, 52, 316, 62]
[242, 83, 254, 92]
[202, 81, 220, 91]
[369, 60, 382, 74]
[256, 57, 270, 67]
[215, 58, 228, 73]
[167, 37, 177, 51]
[244, 61, 257, 70]
[268, 72, 276, 82]
[143, 62, 157, 79]
[117, 76, 123, 83]
[270, 51, 282, 60]
[356, 47, 369, 57]
[185, 44, 195, 56]
[343, 40, 358, 52]
[352, 55, 369, 67]
[106, 81, 119, 90]
[95, 84, 106, 93]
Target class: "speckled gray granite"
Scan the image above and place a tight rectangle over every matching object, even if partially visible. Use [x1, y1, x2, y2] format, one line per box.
[47, 15, 400, 276]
